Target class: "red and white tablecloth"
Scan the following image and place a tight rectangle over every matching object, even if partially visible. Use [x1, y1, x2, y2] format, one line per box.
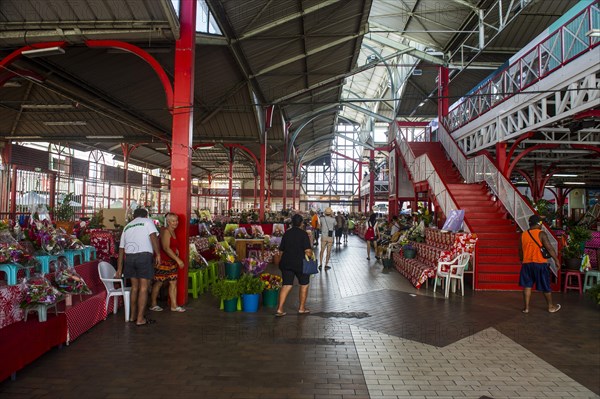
[0, 284, 26, 329]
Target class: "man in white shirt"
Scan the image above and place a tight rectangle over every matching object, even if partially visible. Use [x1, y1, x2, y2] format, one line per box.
[319, 207, 336, 270]
[116, 208, 161, 326]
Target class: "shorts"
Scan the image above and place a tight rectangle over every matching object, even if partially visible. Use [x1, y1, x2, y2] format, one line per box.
[519, 262, 551, 292]
[321, 236, 334, 246]
[281, 268, 309, 286]
[124, 252, 154, 280]
[335, 228, 343, 237]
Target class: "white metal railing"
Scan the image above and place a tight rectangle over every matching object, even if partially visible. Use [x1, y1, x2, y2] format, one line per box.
[438, 124, 558, 251]
[393, 125, 468, 232]
[444, 2, 599, 132]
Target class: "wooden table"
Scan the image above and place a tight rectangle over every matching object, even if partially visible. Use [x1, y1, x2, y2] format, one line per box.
[235, 239, 265, 260]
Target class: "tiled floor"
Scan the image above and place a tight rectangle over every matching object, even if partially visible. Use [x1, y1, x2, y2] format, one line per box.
[1, 235, 599, 399]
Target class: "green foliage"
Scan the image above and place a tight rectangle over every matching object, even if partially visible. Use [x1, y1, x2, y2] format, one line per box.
[88, 209, 104, 229]
[586, 283, 600, 305]
[533, 199, 557, 224]
[563, 226, 593, 259]
[53, 193, 75, 222]
[210, 279, 241, 301]
[238, 273, 265, 295]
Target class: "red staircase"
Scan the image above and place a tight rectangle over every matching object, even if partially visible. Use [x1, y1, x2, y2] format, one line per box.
[408, 143, 521, 290]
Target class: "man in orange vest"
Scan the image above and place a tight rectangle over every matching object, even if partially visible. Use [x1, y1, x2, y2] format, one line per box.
[310, 210, 319, 246]
[518, 214, 561, 314]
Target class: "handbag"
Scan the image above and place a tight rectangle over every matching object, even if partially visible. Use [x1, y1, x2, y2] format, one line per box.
[527, 230, 551, 259]
[365, 225, 375, 240]
[302, 254, 319, 275]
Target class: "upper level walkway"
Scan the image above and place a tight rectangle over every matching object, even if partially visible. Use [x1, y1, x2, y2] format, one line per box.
[1, 235, 598, 398]
[443, 2, 600, 155]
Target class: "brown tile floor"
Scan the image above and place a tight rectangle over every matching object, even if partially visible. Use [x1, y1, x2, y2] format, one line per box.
[1, 235, 599, 398]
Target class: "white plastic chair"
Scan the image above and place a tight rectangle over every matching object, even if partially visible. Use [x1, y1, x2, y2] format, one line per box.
[434, 252, 471, 297]
[98, 261, 131, 322]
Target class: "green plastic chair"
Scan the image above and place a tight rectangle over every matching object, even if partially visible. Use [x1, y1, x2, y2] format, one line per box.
[187, 269, 203, 298]
[583, 270, 600, 292]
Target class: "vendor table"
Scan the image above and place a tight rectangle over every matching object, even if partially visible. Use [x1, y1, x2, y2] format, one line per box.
[235, 239, 265, 260]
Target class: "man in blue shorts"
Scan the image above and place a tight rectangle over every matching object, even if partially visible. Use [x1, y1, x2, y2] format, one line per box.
[519, 214, 561, 314]
[116, 208, 161, 326]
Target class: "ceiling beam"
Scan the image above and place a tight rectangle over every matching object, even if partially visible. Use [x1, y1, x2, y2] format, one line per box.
[365, 33, 446, 66]
[234, 0, 344, 41]
[250, 29, 367, 78]
[343, 103, 393, 123]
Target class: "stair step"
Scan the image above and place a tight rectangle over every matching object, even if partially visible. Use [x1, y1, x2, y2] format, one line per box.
[477, 264, 521, 273]
[468, 219, 514, 227]
[476, 282, 521, 291]
[469, 225, 516, 233]
[477, 273, 521, 283]
[475, 233, 520, 241]
[466, 212, 506, 219]
[477, 246, 520, 255]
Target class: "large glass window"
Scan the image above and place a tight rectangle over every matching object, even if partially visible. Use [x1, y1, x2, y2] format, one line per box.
[171, 0, 223, 35]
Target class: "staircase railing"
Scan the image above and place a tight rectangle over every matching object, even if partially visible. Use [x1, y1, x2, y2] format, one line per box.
[393, 125, 469, 233]
[438, 124, 558, 252]
[444, 2, 599, 133]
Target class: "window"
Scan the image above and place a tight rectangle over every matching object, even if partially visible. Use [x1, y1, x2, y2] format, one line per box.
[171, 0, 223, 35]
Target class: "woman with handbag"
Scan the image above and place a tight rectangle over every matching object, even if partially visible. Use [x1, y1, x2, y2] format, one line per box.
[275, 213, 314, 317]
[365, 212, 379, 261]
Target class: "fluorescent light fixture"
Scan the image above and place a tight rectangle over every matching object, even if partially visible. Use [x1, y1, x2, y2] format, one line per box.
[22, 104, 74, 110]
[418, 102, 425, 107]
[195, 144, 215, 149]
[22, 46, 65, 57]
[586, 29, 600, 37]
[551, 173, 578, 177]
[43, 121, 87, 126]
[155, 147, 168, 150]
[544, 185, 555, 188]
[10, 136, 42, 139]
[564, 182, 585, 185]
[86, 135, 124, 139]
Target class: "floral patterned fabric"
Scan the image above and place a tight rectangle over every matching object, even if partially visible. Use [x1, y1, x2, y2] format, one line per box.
[0, 284, 26, 329]
[89, 230, 116, 262]
[393, 228, 478, 288]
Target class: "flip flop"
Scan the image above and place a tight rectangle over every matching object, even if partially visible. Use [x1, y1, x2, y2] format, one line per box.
[136, 318, 156, 326]
[549, 304, 561, 313]
[171, 306, 186, 312]
[275, 311, 287, 317]
[298, 309, 310, 314]
[324, 266, 331, 270]
[149, 305, 163, 312]
[522, 309, 529, 314]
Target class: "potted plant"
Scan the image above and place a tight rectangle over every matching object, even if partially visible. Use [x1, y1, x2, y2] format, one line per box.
[53, 193, 76, 234]
[210, 278, 242, 312]
[260, 273, 282, 307]
[563, 226, 592, 269]
[238, 273, 264, 312]
[402, 242, 417, 259]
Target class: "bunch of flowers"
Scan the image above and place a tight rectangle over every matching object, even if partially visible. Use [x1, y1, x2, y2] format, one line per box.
[0, 230, 32, 264]
[250, 225, 264, 238]
[198, 223, 211, 237]
[54, 262, 92, 295]
[259, 273, 282, 290]
[223, 223, 239, 237]
[20, 274, 62, 308]
[272, 224, 284, 237]
[235, 227, 249, 239]
[242, 257, 267, 276]
[214, 241, 237, 263]
[189, 242, 209, 269]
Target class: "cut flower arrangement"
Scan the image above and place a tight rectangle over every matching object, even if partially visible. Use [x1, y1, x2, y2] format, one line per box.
[259, 273, 282, 290]
[20, 274, 62, 308]
[54, 262, 92, 295]
[242, 257, 267, 276]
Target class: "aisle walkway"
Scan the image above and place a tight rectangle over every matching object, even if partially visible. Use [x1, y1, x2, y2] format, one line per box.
[1, 235, 599, 399]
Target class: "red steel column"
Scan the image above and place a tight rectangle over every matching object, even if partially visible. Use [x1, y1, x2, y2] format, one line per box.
[259, 140, 267, 221]
[228, 147, 233, 210]
[358, 163, 362, 213]
[292, 168, 297, 210]
[253, 174, 257, 209]
[172, 0, 196, 306]
[10, 166, 17, 219]
[369, 150, 375, 211]
[282, 122, 289, 210]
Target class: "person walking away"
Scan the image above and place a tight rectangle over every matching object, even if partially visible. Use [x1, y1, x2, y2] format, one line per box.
[334, 211, 344, 245]
[149, 212, 186, 313]
[310, 210, 319, 246]
[342, 213, 349, 244]
[319, 208, 336, 270]
[365, 212, 379, 261]
[275, 213, 313, 316]
[116, 208, 161, 326]
[519, 214, 561, 314]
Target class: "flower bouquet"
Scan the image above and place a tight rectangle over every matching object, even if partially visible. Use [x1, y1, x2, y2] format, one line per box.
[20, 273, 62, 308]
[54, 261, 92, 295]
[242, 257, 267, 276]
[259, 273, 283, 290]
[234, 227, 249, 239]
[272, 223, 284, 237]
[0, 230, 33, 264]
[189, 242, 209, 270]
[223, 223, 239, 237]
[250, 225, 264, 239]
[198, 223, 211, 237]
